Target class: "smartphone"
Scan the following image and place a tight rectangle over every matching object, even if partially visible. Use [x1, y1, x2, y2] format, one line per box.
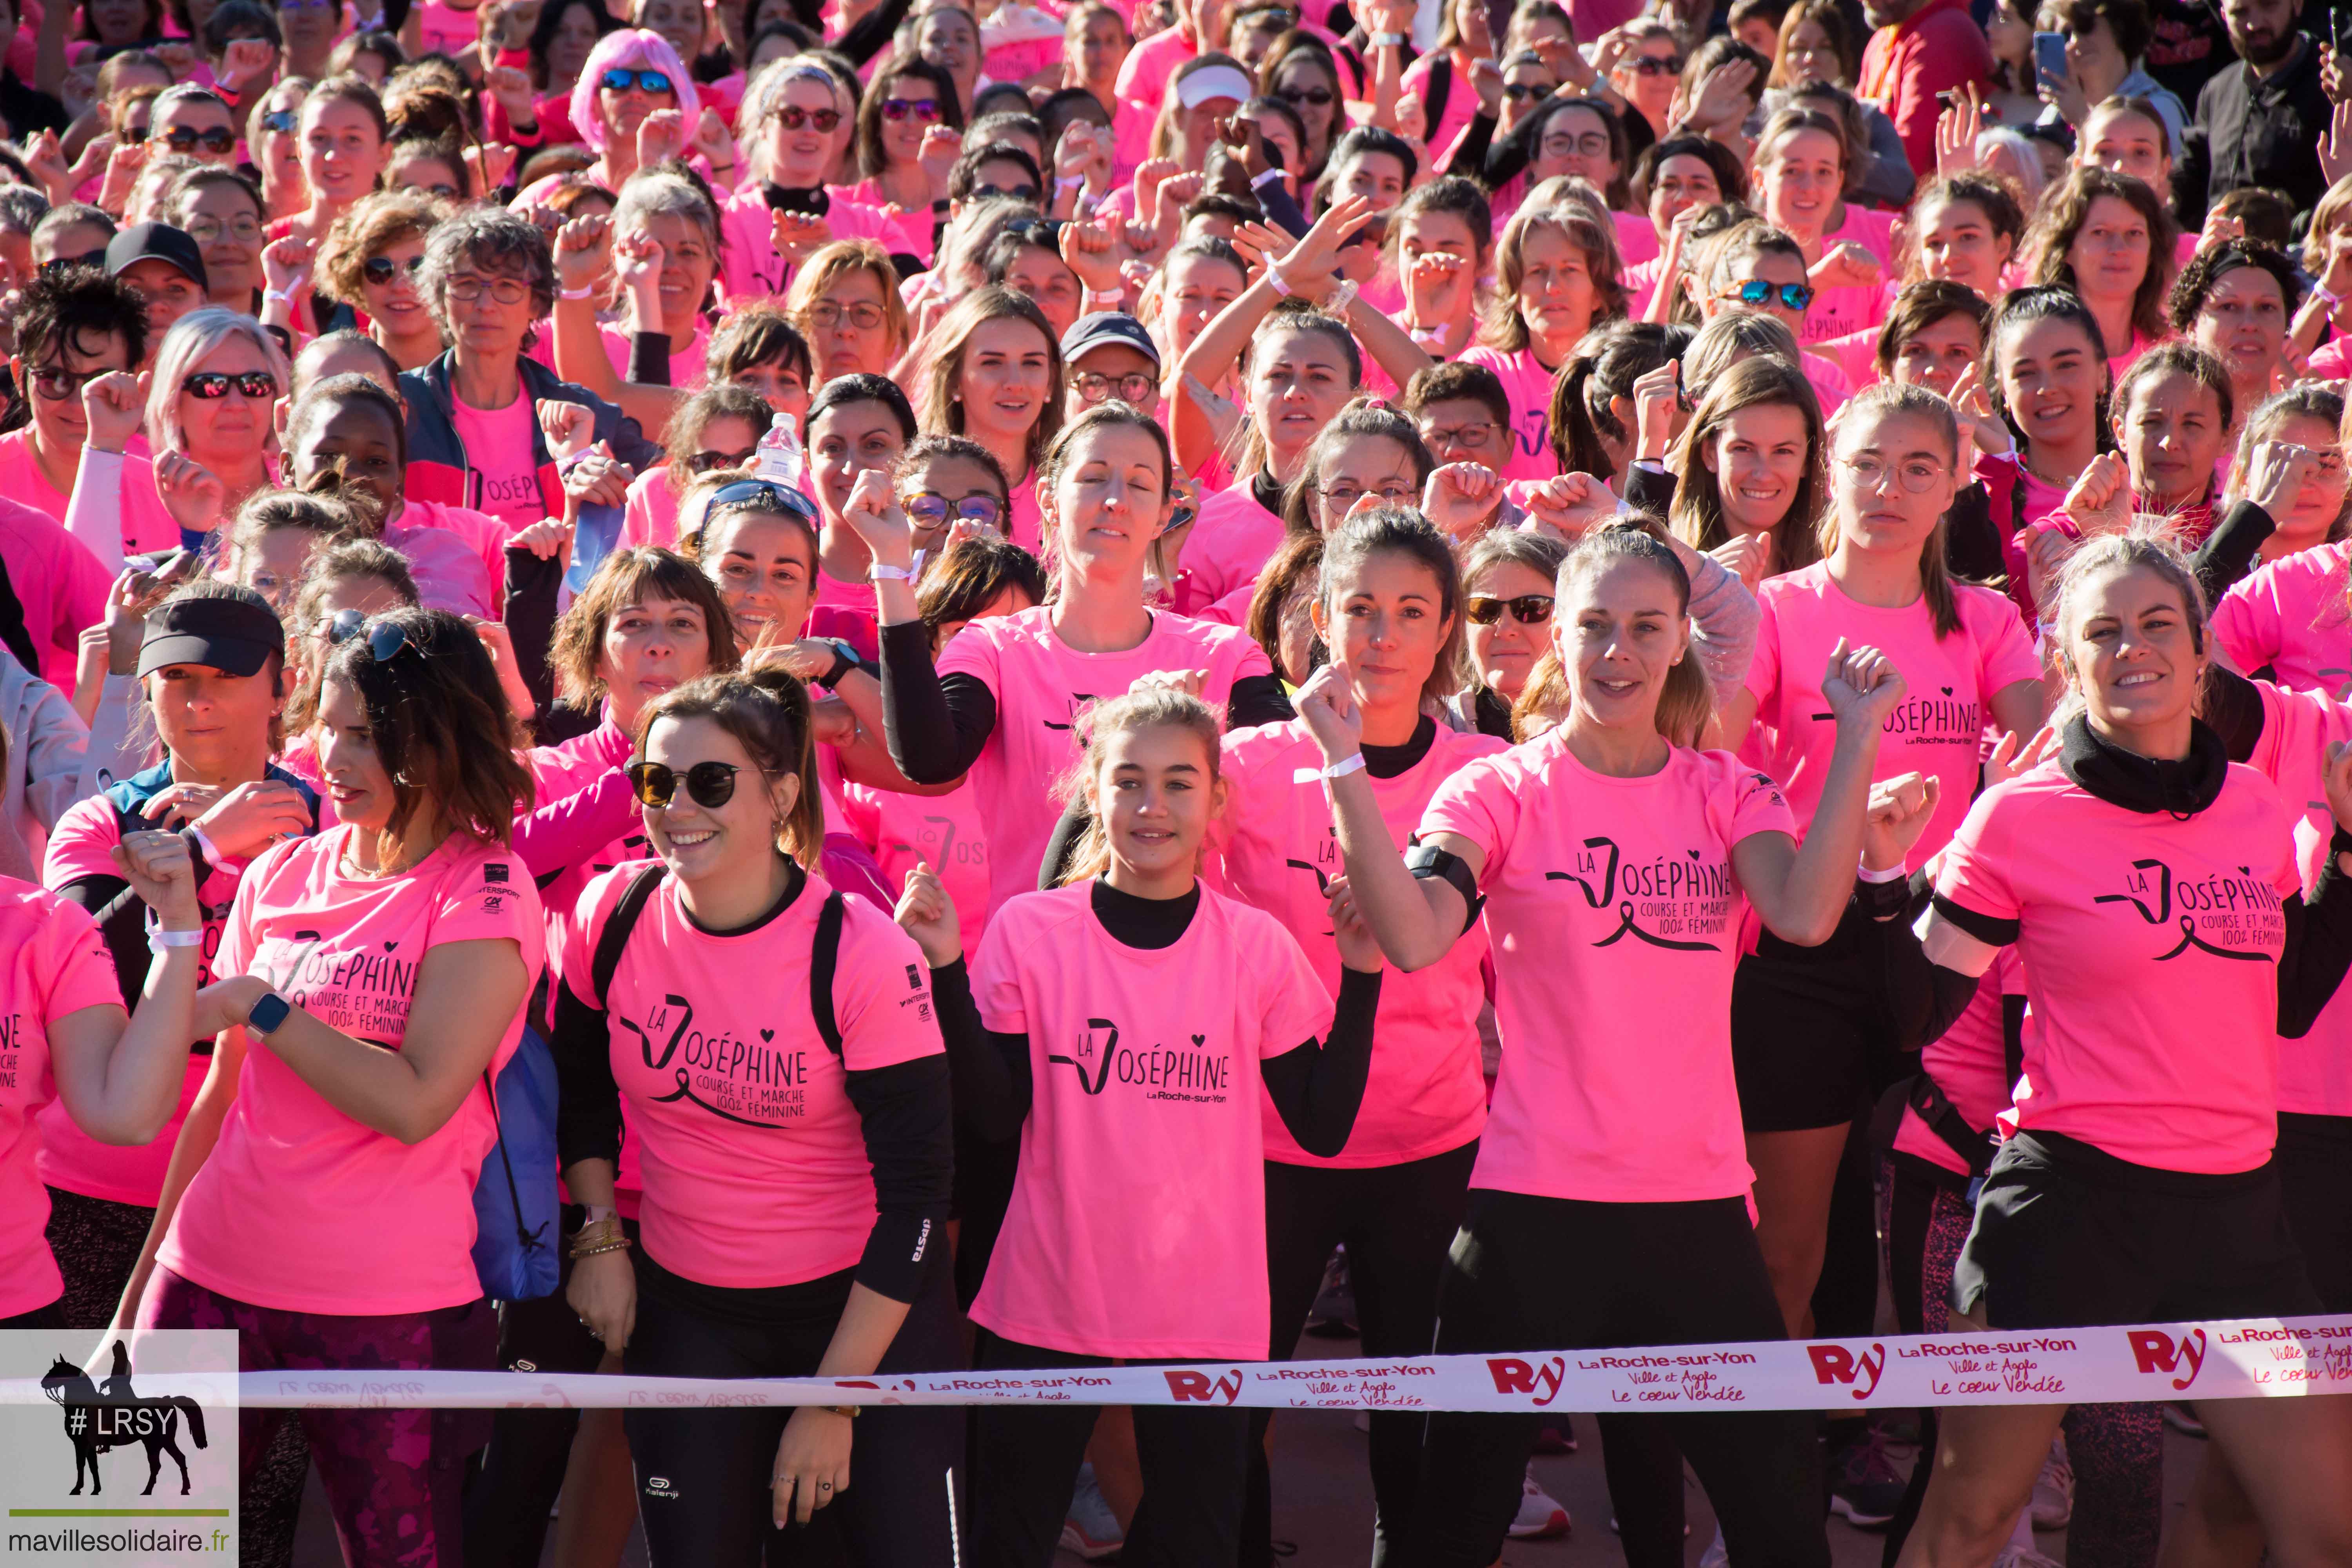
[2032, 30, 2067, 85]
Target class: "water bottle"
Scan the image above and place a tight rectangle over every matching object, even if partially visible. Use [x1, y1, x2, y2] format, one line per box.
[754, 410, 804, 488]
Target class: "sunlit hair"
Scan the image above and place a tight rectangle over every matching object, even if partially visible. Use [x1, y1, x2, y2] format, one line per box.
[314, 186, 451, 309]
[1055, 687, 1225, 886]
[1480, 202, 1624, 353]
[1034, 399, 1174, 590]
[1899, 173, 2025, 284]
[918, 285, 1062, 476]
[786, 238, 910, 360]
[659, 382, 773, 494]
[608, 164, 724, 311]
[2302, 174, 2352, 277]
[707, 300, 813, 388]
[2164, 238, 2305, 334]
[225, 488, 363, 589]
[549, 545, 739, 708]
[1231, 299, 1363, 484]
[1666, 353, 1825, 572]
[1253, 33, 1348, 174]
[1319, 506, 1464, 702]
[2023, 164, 2177, 345]
[144, 307, 293, 454]
[1279, 399, 1433, 534]
[2045, 531, 2209, 705]
[1553, 517, 1711, 745]
[915, 534, 1046, 652]
[1751, 105, 1847, 187]
[572, 29, 699, 152]
[1816, 382, 1964, 637]
[639, 666, 825, 867]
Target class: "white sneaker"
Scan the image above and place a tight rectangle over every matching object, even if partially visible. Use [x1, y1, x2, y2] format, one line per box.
[1991, 1542, 2065, 1568]
[1058, 1463, 1123, 1561]
[2028, 1437, 2073, 1530]
[1698, 1524, 1728, 1568]
[1506, 1466, 1570, 1539]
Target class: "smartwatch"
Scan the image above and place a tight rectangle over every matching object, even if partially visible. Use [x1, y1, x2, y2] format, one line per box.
[246, 990, 293, 1037]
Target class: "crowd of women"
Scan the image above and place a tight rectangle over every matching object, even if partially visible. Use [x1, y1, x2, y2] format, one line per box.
[2, 0, 2352, 1563]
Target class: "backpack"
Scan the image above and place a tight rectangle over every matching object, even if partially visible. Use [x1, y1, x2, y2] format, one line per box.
[589, 863, 848, 1054]
[470, 1018, 563, 1301]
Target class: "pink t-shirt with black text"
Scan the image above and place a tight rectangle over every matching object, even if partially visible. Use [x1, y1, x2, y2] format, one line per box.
[450, 389, 547, 532]
[1175, 483, 1285, 615]
[2214, 539, 2352, 701]
[2245, 677, 2352, 1117]
[1743, 562, 2040, 869]
[1423, 735, 1795, 1201]
[1457, 345, 1559, 484]
[0, 884, 136, 1317]
[936, 606, 1274, 912]
[553, 864, 942, 1289]
[154, 829, 544, 1315]
[837, 780, 992, 955]
[1213, 719, 1502, 1167]
[1935, 758, 2299, 1174]
[969, 880, 1331, 1359]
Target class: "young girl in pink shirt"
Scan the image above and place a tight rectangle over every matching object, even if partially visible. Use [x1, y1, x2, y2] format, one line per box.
[554, 665, 962, 1563]
[1976, 288, 2113, 615]
[900, 685, 1381, 1563]
[1881, 533, 2352, 1568]
[133, 609, 543, 1568]
[1308, 519, 1910, 1565]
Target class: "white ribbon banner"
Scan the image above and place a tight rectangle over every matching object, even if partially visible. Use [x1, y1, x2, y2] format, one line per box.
[8, 1316, 2351, 1413]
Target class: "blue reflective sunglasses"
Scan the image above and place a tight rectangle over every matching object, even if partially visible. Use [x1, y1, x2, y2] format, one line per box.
[601, 68, 673, 95]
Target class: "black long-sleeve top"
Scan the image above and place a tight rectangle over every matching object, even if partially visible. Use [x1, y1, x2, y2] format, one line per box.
[925, 878, 1380, 1154]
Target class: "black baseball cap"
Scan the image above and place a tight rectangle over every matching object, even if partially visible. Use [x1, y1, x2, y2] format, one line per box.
[138, 593, 285, 678]
[106, 222, 210, 293]
[1058, 312, 1160, 370]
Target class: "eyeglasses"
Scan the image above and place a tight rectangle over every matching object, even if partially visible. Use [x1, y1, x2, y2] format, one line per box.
[685, 445, 758, 473]
[1316, 481, 1416, 511]
[186, 214, 264, 245]
[1003, 216, 1069, 245]
[1465, 593, 1553, 626]
[1276, 83, 1335, 108]
[1420, 420, 1499, 453]
[361, 252, 426, 285]
[902, 489, 1005, 529]
[181, 370, 279, 399]
[1834, 454, 1948, 494]
[260, 109, 298, 134]
[1628, 54, 1683, 75]
[971, 181, 1041, 202]
[602, 67, 674, 95]
[804, 299, 886, 330]
[1722, 278, 1816, 312]
[37, 250, 106, 276]
[445, 274, 534, 304]
[1540, 130, 1612, 159]
[879, 96, 942, 121]
[158, 125, 238, 155]
[411, 180, 462, 198]
[773, 104, 843, 132]
[1072, 369, 1157, 404]
[327, 608, 424, 661]
[625, 759, 777, 809]
[30, 365, 110, 401]
[705, 475, 819, 524]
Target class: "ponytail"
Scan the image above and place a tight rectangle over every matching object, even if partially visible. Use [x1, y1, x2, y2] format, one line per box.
[638, 665, 826, 869]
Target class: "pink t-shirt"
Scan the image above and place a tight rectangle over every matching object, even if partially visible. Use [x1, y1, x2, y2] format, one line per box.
[936, 606, 1274, 913]
[621, 466, 683, 552]
[836, 780, 991, 955]
[2213, 539, 2352, 700]
[1422, 734, 1796, 1201]
[0, 428, 71, 524]
[1936, 757, 2299, 1174]
[1744, 563, 2040, 869]
[2246, 678, 2352, 1118]
[0, 495, 113, 690]
[1113, 25, 1194, 123]
[554, 863, 942, 1289]
[1174, 482, 1285, 615]
[969, 879, 1331, 1359]
[155, 829, 545, 1314]
[0, 883, 136, 1317]
[382, 503, 502, 619]
[1612, 209, 1659, 269]
[1457, 345, 1559, 484]
[826, 179, 938, 267]
[602, 319, 711, 392]
[1891, 947, 2024, 1176]
[1214, 719, 1502, 1166]
[450, 389, 547, 533]
[413, 0, 481, 58]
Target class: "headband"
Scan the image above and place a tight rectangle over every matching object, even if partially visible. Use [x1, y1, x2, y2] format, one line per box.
[1177, 65, 1254, 109]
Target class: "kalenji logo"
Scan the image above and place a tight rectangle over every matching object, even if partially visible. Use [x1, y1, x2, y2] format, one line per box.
[2127, 1328, 2207, 1390]
[1486, 1356, 1568, 1408]
[1164, 1369, 1244, 1405]
[1808, 1343, 1887, 1399]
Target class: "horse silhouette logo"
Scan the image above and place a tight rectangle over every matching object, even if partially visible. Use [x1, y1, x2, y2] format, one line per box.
[39, 1340, 209, 1496]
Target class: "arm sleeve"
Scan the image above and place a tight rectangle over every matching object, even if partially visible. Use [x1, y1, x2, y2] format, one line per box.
[1682, 546, 1758, 711]
[1226, 671, 1296, 728]
[1258, 966, 1381, 1158]
[627, 331, 671, 387]
[550, 976, 625, 1169]
[1480, 108, 1534, 189]
[833, 0, 913, 65]
[878, 618, 998, 783]
[2279, 829, 2352, 1039]
[1871, 873, 1996, 1050]
[1943, 483, 2006, 584]
[2191, 499, 2275, 606]
[839, 1054, 955, 1302]
[2204, 664, 2268, 763]
[54, 871, 147, 1011]
[1623, 459, 1676, 517]
[925, 956, 1032, 1142]
[1254, 175, 1311, 238]
[502, 546, 566, 726]
[64, 447, 126, 578]
[514, 771, 640, 884]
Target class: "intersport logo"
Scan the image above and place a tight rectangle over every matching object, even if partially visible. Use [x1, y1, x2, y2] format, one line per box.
[2127, 1328, 2206, 1390]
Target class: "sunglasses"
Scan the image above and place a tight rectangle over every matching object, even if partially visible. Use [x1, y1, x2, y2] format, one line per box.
[601, 67, 673, 94]
[181, 370, 279, 399]
[902, 489, 1005, 529]
[773, 104, 843, 132]
[1723, 278, 1816, 312]
[705, 475, 819, 524]
[38, 249, 106, 276]
[625, 759, 775, 809]
[1003, 216, 1069, 245]
[327, 609, 424, 662]
[261, 109, 298, 133]
[31, 365, 110, 401]
[1465, 593, 1554, 626]
[879, 96, 942, 121]
[1276, 83, 1335, 107]
[120, 125, 149, 143]
[686, 445, 759, 474]
[1629, 54, 1684, 75]
[972, 181, 1041, 202]
[158, 125, 238, 155]
[1502, 81, 1548, 100]
[361, 252, 426, 285]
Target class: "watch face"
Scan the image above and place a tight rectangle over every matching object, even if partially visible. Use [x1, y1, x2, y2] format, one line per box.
[248, 992, 292, 1035]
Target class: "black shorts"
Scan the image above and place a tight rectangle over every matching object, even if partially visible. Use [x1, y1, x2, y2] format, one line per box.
[1953, 1131, 2321, 1330]
[1731, 900, 1896, 1133]
[2276, 1111, 2352, 1312]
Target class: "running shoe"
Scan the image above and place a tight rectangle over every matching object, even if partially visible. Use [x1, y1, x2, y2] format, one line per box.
[1304, 1247, 1358, 1339]
[2164, 1403, 2207, 1437]
[2028, 1437, 2073, 1530]
[1991, 1541, 2065, 1568]
[1507, 1466, 1570, 1539]
[1059, 1463, 1124, 1561]
[1827, 1421, 1907, 1529]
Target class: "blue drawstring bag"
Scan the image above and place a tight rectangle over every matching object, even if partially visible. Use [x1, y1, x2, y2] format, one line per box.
[470, 1022, 561, 1300]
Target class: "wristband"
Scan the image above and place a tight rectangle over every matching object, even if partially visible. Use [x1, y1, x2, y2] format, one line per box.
[1371, 30, 1406, 45]
[147, 926, 204, 948]
[1250, 167, 1285, 189]
[1055, 174, 1085, 192]
[1322, 278, 1359, 314]
[1858, 867, 1911, 921]
[1322, 751, 1367, 779]
[2317, 283, 2347, 309]
[559, 285, 596, 301]
[263, 290, 292, 305]
[817, 639, 857, 689]
[1264, 260, 1295, 296]
[868, 561, 916, 582]
[1858, 858, 1908, 883]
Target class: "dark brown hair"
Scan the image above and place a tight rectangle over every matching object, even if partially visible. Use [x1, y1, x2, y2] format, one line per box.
[2025, 164, 2177, 344]
[640, 666, 826, 866]
[549, 545, 739, 710]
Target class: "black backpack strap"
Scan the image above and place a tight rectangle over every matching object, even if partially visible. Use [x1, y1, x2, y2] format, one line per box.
[810, 890, 846, 1057]
[591, 864, 668, 1007]
[1904, 1071, 1994, 1179]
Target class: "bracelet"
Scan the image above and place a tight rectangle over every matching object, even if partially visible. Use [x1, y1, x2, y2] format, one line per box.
[1264, 260, 1295, 296]
[818, 1404, 861, 1420]
[568, 1217, 632, 1258]
[1054, 174, 1085, 192]
[148, 927, 204, 950]
[571, 1237, 631, 1258]
[1323, 752, 1367, 779]
[262, 289, 292, 305]
[1370, 30, 1406, 45]
[558, 285, 596, 301]
[869, 561, 916, 582]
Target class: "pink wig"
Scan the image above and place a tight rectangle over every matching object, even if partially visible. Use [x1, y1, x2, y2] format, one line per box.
[570, 29, 701, 154]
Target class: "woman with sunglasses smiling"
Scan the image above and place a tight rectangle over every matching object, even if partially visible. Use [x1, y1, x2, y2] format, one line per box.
[313, 189, 451, 374]
[1448, 529, 1567, 738]
[623, 383, 773, 552]
[840, 58, 964, 270]
[722, 60, 891, 303]
[552, 662, 962, 1564]
[565, 30, 697, 195]
[1258, 33, 1348, 180]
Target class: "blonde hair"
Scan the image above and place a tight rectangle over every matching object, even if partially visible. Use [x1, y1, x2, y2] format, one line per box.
[1817, 381, 1965, 637]
[1555, 518, 1713, 745]
[1480, 203, 1624, 353]
[1666, 353, 1825, 573]
[145, 308, 294, 454]
[1055, 687, 1224, 885]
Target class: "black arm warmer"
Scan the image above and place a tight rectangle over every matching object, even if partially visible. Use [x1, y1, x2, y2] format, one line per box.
[56, 873, 148, 1011]
[550, 977, 626, 1170]
[840, 1054, 955, 1302]
[628, 330, 673, 387]
[1227, 672, 1296, 727]
[1873, 886, 1999, 1051]
[503, 546, 566, 725]
[926, 958, 1033, 1142]
[1622, 460, 1675, 518]
[2191, 499, 2274, 606]
[1481, 109, 1535, 189]
[1944, 483, 2005, 583]
[878, 619, 998, 783]
[833, 0, 912, 65]
[1257, 176, 1311, 239]
[2205, 664, 2267, 764]
[1037, 799, 1088, 892]
[1443, 111, 1495, 180]
[1258, 967, 1381, 1157]
[2279, 828, 2352, 1038]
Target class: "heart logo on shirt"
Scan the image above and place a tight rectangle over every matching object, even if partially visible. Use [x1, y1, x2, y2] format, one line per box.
[760, 1028, 775, 1042]
[1688, 849, 1701, 859]
[383, 941, 398, 951]
[1192, 1034, 1206, 1047]
[1941, 686, 1954, 696]
[2239, 866, 2251, 875]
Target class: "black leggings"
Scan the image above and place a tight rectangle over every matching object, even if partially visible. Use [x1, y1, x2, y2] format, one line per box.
[1243, 1140, 1477, 1568]
[969, 1330, 1252, 1568]
[621, 1252, 965, 1568]
[1396, 1189, 1830, 1568]
[2276, 1111, 2352, 1311]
